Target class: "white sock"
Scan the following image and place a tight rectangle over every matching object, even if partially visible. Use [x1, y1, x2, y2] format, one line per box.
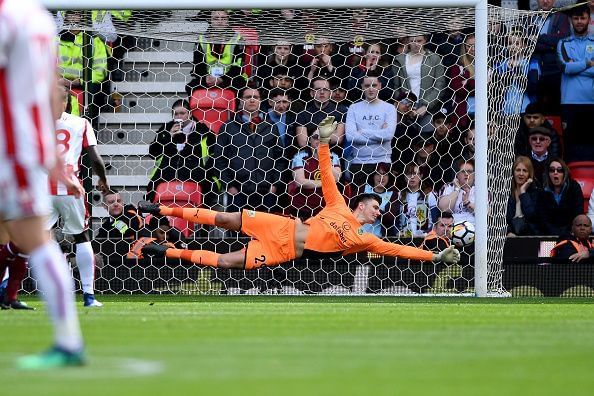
[29, 240, 83, 352]
[75, 242, 95, 295]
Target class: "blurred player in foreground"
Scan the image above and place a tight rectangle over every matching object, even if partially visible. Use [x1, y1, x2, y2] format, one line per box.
[0, 0, 85, 369]
[140, 116, 460, 268]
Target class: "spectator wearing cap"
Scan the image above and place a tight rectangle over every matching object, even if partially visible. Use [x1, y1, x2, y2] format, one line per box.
[514, 102, 561, 158]
[557, 4, 594, 161]
[539, 158, 584, 236]
[527, 126, 555, 184]
[345, 73, 397, 188]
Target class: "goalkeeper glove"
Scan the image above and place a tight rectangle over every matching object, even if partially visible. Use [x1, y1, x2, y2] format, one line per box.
[142, 243, 169, 258]
[317, 116, 337, 144]
[138, 201, 162, 215]
[433, 245, 460, 264]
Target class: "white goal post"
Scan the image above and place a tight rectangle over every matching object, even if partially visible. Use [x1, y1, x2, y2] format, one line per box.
[40, 0, 525, 297]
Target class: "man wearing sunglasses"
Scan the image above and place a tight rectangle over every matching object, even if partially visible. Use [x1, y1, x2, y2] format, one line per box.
[528, 126, 554, 184]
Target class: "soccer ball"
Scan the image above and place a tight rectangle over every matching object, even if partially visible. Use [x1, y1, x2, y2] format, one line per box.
[451, 221, 475, 248]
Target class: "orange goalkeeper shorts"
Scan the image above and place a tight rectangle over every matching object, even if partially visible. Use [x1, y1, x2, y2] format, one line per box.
[241, 209, 297, 269]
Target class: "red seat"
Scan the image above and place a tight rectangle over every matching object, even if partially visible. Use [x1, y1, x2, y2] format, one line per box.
[152, 181, 202, 237]
[190, 88, 236, 134]
[573, 177, 594, 213]
[544, 115, 563, 137]
[567, 161, 594, 180]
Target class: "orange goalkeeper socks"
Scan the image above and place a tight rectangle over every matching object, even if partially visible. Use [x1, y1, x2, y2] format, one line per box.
[159, 207, 217, 226]
[166, 248, 220, 267]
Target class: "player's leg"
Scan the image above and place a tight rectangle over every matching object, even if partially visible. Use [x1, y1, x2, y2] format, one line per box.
[145, 210, 298, 269]
[2, 247, 31, 310]
[73, 232, 101, 307]
[58, 195, 102, 307]
[141, 242, 243, 268]
[0, 230, 11, 302]
[138, 201, 242, 230]
[1, 164, 84, 366]
[6, 216, 84, 367]
[0, 219, 33, 309]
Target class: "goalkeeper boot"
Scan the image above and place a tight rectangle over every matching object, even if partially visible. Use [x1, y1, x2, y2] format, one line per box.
[83, 293, 103, 308]
[142, 243, 169, 258]
[138, 201, 162, 215]
[17, 346, 85, 370]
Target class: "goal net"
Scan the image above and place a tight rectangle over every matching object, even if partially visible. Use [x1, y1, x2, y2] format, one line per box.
[27, 4, 547, 296]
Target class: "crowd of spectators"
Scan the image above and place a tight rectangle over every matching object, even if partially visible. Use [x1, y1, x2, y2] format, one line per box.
[63, 5, 594, 246]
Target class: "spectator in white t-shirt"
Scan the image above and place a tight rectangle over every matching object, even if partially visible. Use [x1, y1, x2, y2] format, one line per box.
[345, 73, 397, 188]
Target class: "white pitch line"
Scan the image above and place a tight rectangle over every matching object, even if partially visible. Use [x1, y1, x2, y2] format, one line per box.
[0, 355, 165, 378]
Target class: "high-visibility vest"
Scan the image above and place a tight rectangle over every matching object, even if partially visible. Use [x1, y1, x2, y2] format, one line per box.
[92, 10, 132, 23]
[58, 33, 108, 83]
[69, 94, 81, 116]
[551, 239, 594, 257]
[197, 33, 243, 77]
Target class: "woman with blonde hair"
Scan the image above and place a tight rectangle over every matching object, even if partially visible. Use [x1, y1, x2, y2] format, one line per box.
[506, 156, 542, 236]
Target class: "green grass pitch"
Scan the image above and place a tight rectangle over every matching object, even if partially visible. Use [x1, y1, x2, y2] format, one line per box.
[1, 296, 594, 396]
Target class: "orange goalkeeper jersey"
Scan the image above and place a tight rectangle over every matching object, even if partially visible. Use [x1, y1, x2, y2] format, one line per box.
[302, 144, 434, 262]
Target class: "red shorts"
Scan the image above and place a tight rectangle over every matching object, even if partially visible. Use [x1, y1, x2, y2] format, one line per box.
[241, 209, 297, 269]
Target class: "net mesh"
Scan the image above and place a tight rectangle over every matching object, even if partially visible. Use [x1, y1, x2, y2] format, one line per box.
[25, 5, 549, 296]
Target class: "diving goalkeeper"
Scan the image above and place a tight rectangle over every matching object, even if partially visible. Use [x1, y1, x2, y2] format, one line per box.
[140, 116, 460, 268]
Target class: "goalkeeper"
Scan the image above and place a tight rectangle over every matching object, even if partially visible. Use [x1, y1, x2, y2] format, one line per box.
[140, 117, 460, 268]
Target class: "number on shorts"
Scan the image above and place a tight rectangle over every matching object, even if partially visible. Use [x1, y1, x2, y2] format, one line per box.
[254, 255, 266, 265]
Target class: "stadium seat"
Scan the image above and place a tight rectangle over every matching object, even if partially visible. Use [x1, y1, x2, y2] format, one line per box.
[544, 115, 563, 137]
[573, 177, 594, 213]
[190, 88, 236, 134]
[152, 181, 202, 238]
[567, 161, 594, 180]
